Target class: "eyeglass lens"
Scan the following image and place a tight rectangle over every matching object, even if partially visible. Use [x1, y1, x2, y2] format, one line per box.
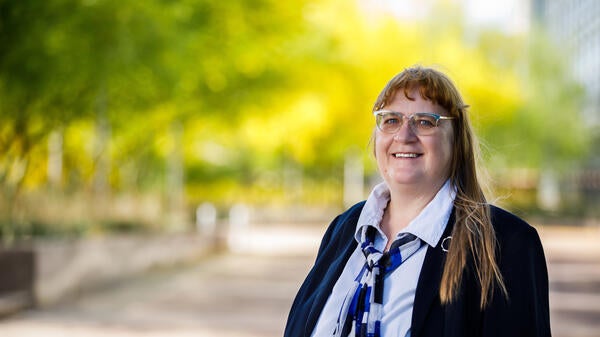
[377, 112, 439, 135]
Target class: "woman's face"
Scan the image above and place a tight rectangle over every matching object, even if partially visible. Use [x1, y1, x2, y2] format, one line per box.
[375, 88, 454, 192]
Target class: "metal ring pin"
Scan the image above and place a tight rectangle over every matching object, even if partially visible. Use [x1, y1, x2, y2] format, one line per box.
[441, 236, 452, 253]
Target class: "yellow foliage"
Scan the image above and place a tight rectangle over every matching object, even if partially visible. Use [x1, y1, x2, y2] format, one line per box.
[1, 0, 588, 213]
[240, 92, 329, 163]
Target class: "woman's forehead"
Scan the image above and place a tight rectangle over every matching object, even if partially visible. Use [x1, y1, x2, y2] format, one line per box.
[386, 84, 454, 112]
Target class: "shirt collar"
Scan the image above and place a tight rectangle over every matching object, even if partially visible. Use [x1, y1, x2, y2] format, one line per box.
[355, 179, 456, 248]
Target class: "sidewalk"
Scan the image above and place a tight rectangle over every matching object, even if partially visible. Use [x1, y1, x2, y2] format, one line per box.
[0, 223, 598, 337]
[536, 225, 600, 337]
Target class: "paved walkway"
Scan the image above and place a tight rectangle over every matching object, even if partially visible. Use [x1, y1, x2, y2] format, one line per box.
[0, 224, 599, 337]
[538, 225, 600, 337]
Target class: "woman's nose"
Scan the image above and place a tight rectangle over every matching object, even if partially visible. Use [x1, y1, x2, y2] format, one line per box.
[392, 120, 418, 142]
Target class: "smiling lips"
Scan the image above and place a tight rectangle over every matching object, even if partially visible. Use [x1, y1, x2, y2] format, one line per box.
[393, 152, 422, 158]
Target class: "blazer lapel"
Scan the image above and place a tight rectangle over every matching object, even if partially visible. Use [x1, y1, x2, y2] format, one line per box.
[411, 210, 455, 337]
[305, 239, 357, 333]
[304, 211, 361, 335]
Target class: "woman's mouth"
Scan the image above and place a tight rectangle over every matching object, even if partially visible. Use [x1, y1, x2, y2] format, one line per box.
[393, 152, 422, 158]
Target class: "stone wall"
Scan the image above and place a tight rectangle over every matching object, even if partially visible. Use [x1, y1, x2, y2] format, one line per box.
[34, 234, 216, 306]
[1, 233, 216, 315]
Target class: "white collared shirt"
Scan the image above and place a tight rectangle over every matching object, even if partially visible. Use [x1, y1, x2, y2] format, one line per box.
[311, 180, 456, 337]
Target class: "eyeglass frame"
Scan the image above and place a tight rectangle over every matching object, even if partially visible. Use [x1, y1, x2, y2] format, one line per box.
[373, 110, 456, 136]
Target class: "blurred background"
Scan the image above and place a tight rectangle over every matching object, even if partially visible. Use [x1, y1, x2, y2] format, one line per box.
[0, 0, 599, 336]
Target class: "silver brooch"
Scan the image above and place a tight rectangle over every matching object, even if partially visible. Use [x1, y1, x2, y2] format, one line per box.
[441, 236, 452, 253]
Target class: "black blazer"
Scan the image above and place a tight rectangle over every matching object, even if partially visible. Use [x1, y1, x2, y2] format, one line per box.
[284, 202, 551, 337]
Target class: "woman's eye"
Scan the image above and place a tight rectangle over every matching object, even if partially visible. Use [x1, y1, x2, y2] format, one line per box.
[415, 118, 435, 128]
[384, 117, 400, 125]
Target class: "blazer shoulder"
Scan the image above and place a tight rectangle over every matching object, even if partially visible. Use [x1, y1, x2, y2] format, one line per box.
[489, 204, 535, 234]
[338, 201, 366, 226]
[325, 201, 366, 239]
[317, 201, 365, 255]
[488, 205, 544, 254]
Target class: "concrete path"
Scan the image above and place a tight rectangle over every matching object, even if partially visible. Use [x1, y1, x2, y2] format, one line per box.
[0, 223, 599, 337]
[538, 225, 600, 337]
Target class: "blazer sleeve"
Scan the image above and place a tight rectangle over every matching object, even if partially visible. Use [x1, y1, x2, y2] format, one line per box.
[482, 208, 552, 337]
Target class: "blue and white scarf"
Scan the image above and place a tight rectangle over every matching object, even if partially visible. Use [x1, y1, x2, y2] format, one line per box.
[334, 227, 422, 337]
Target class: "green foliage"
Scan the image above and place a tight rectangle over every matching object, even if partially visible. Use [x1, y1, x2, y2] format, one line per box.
[0, 0, 592, 237]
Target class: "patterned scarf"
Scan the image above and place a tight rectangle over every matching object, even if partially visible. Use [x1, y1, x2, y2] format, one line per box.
[334, 227, 422, 337]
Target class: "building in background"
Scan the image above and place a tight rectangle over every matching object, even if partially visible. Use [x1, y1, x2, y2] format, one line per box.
[530, 0, 600, 217]
[460, 0, 599, 129]
[532, 0, 600, 127]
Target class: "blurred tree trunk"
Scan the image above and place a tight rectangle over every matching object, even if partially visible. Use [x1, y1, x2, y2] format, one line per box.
[344, 149, 364, 208]
[92, 88, 111, 222]
[47, 129, 63, 189]
[166, 121, 186, 231]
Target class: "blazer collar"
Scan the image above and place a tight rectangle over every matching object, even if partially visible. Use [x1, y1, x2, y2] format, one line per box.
[300, 204, 456, 337]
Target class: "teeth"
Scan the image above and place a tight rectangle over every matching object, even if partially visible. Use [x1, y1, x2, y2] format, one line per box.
[394, 153, 419, 158]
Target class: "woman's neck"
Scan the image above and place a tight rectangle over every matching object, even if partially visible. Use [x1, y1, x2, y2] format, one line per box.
[380, 182, 444, 248]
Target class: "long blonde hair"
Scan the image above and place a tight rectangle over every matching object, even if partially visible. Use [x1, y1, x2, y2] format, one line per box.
[373, 65, 507, 308]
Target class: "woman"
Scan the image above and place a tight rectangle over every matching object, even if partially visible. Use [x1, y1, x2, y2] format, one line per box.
[284, 66, 551, 337]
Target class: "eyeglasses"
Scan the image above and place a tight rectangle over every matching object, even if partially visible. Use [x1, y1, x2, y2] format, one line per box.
[373, 110, 456, 136]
